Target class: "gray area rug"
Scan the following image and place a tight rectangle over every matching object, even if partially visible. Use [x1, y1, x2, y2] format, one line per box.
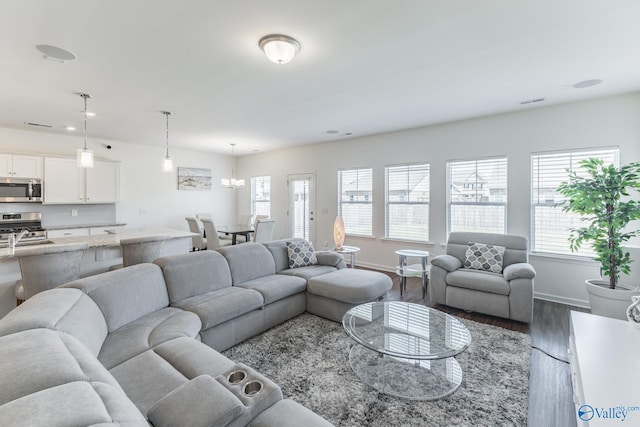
[223, 313, 530, 426]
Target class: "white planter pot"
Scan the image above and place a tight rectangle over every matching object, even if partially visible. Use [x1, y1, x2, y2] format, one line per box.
[586, 279, 639, 320]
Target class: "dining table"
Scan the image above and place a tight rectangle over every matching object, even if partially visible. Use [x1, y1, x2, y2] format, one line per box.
[217, 225, 254, 245]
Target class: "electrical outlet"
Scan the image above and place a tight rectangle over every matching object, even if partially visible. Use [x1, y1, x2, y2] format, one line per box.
[71, 209, 78, 217]
[138, 208, 147, 214]
[95, 250, 105, 261]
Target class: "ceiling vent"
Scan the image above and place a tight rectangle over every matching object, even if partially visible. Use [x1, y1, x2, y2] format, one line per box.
[24, 121, 53, 128]
[520, 98, 546, 105]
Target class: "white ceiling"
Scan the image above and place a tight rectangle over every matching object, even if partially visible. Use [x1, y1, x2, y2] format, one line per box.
[1, 0, 639, 155]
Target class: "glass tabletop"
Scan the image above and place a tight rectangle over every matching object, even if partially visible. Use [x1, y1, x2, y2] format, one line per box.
[342, 301, 471, 360]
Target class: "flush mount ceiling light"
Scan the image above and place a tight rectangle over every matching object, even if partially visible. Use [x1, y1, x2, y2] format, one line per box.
[258, 34, 300, 65]
[77, 93, 94, 168]
[36, 44, 76, 63]
[221, 144, 245, 189]
[161, 111, 173, 173]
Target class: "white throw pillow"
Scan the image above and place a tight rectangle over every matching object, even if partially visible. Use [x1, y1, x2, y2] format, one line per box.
[464, 242, 505, 273]
[287, 240, 318, 268]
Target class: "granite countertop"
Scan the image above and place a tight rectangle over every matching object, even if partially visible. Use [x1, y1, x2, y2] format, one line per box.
[0, 227, 196, 259]
[44, 222, 128, 230]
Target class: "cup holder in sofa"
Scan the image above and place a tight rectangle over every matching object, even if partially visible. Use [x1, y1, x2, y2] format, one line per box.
[243, 380, 263, 396]
[227, 370, 247, 384]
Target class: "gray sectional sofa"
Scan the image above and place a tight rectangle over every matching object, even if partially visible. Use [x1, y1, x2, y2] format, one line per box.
[0, 238, 392, 426]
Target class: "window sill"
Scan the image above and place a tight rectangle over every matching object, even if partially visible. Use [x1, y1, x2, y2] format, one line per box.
[380, 238, 436, 247]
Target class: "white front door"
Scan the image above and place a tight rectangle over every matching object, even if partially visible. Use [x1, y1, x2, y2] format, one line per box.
[288, 173, 315, 242]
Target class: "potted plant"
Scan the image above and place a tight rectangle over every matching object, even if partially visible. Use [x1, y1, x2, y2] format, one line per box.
[557, 158, 640, 320]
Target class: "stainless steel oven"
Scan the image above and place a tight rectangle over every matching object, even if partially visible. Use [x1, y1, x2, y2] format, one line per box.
[0, 178, 42, 202]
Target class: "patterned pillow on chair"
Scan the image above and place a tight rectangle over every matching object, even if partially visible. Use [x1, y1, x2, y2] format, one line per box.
[464, 242, 505, 273]
[287, 240, 318, 268]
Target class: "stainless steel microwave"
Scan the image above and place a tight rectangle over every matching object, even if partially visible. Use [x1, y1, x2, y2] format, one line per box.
[0, 178, 42, 202]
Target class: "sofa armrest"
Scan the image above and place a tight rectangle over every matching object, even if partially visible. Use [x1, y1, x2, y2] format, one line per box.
[147, 375, 244, 427]
[503, 263, 536, 281]
[315, 251, 347, 269]
[431, 255, 462, 272]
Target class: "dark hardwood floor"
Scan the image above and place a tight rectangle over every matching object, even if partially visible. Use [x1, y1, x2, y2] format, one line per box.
[380, 271, 586, 427]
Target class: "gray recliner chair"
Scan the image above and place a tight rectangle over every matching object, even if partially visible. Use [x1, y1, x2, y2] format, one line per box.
[429, 232, 535, 323]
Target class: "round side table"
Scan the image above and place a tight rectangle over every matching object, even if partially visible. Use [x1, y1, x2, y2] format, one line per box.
[333, 245, 360, 268]
[395, 249, 430, 298]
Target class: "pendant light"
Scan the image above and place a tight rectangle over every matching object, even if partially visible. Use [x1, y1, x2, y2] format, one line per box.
[221, 144, 245, 188]
[77, 93, 94, 168]
[161, 111, 173, 172]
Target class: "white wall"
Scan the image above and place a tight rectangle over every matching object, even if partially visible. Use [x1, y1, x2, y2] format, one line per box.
[0, 127, 238, 230]
[237, 93, 640, 307]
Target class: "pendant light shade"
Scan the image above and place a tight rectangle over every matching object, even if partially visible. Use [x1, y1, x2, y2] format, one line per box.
[162, 111, 173, 173]
[221, 144, 244, 188]
[259, 34, 300, 65]
[77, 93, 94, 168]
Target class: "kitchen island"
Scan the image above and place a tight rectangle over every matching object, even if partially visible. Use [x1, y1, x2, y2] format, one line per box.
[0, 227, 196, 318]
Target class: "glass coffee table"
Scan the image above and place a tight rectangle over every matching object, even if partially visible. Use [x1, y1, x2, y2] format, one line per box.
[342, 301, 471, 400]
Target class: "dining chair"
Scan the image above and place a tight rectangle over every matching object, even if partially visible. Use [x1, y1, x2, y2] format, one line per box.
[253, 219, 276, 243]
[185, 217, 207, 251]
[236, 214, 268, 243]
[120, 235, 169, 267]
[201, 218, 232, 250]
[15, 242, 89, 303]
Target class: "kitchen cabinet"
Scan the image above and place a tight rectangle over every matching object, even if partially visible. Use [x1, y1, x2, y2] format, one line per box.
[43, 157, 120, 204]
[0, 153, 42, 179]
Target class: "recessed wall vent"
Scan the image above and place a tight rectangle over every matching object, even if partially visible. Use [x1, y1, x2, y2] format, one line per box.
[520, 98, 546, 105]
[24, 121, 53, 128]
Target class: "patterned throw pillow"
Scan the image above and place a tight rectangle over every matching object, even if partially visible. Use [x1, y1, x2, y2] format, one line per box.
[464, 242, 506, 273]
[287, 240, 318, 268]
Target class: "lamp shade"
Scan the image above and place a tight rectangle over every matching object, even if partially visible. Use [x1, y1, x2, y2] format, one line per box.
[333, 216, 345, 250]
[77, 148, 94, 168]
[163, 156, 173, 173]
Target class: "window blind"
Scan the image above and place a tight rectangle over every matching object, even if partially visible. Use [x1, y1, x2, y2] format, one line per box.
[385, 163, 430, 241]
[251, 176, 271, 217]
[338, 168, 373, 236]
[446, 157, 507, 234]
[531, 148, 619, 256]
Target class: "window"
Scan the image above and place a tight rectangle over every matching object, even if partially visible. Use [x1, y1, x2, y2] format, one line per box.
[251, 176, 271, 217]
[385, 163, 430, 241]
[531, 148, 619, 256]
[338, 168, 373, 236]
[447, 157, 507, 234]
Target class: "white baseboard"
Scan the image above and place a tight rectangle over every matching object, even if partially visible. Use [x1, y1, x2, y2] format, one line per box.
[354, 261, 394, 273]
[534, 292, 590, 309]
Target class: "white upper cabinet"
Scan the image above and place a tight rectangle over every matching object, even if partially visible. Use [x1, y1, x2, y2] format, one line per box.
[43, 157, 120, 204]
[0, 153, 42, 179]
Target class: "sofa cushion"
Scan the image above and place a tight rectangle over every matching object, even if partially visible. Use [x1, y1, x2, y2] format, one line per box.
[235, 274, 307, 305]
[0, 287, 108, 357]
[307, 269, 392, 304]
[63, 263, 170, 332]
[262, 238, 304, 272]
[148, 375, 244, 427]
[0, 329, 146, 425]
[98, 307, 202, 370]
[248, 399, 334, 427]
[279, 265, 338, 280]
[464, 242, 505, 273]
[287, 240, 317, 268]
[0, 381, 147, 427]
[446, 268, 511, 295]
[110, 337, 236, 416]
[217, 244, 277, 284]
[155, 250, 233, 303]
[172, 287, 264, 330]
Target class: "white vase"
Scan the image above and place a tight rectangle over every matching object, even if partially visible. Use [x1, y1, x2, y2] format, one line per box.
[627, 295, 640, 328]
[586, 279, 639, 321]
